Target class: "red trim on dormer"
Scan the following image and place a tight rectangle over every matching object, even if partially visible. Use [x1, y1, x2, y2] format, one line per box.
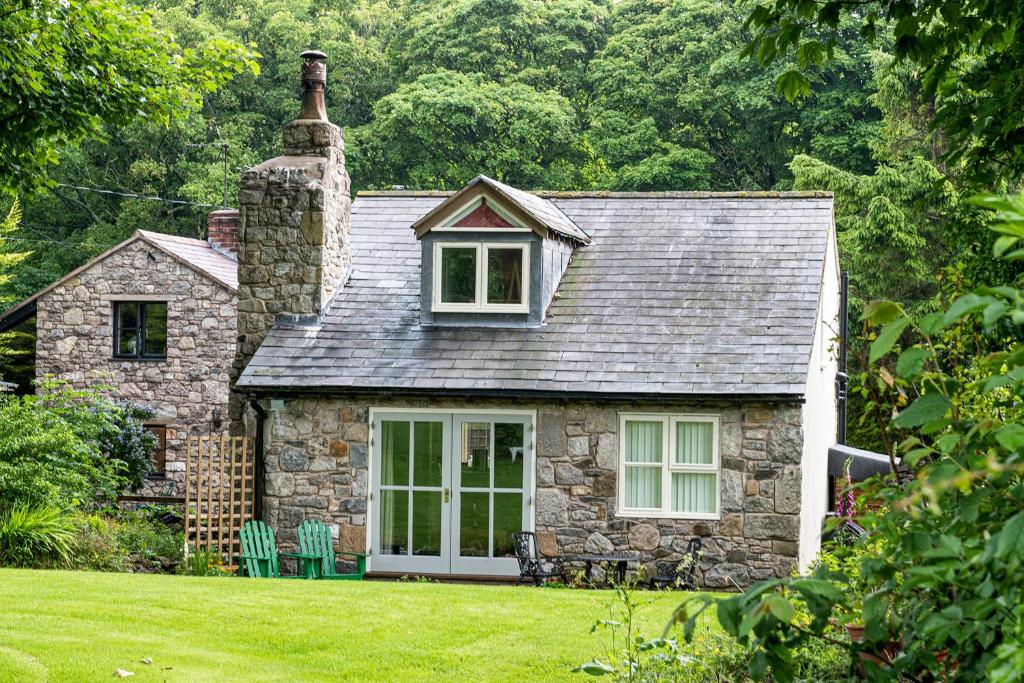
[452, 200, 515, 228]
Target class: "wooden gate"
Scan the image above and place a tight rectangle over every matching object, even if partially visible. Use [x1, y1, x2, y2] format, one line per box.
[184, 434, 255, 566]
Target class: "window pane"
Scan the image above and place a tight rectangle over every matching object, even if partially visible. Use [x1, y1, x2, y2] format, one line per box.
[143, 303, 167, 356]
[675, 421, 713, 465]
[624, 420, 663, 463]
[412, 491, 442, 556]
[492, 493, 522, 558]
[379, 489, 408, 555]
[440, 247, 477, 304]
[671, 473, 717, 514]
[118, 303, 139, 329]
[118, 331, 138, 356]
[486, 248, 523, 304]
[459, 492, 489, 557]
[412, 421, 444, 487]
[624, 465, 661, 508]
[493, 422, 524, 488]
[460, 421, 490, 488]
[380, 421, 410, 486]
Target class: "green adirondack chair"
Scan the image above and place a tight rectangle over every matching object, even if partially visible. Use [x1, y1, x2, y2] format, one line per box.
[238, 520, 322, 578]
[296, 519, 366, 580]
[238, 520, 281, 578]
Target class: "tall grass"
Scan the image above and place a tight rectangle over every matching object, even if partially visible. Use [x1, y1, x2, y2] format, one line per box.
[0, 505, 76, 567]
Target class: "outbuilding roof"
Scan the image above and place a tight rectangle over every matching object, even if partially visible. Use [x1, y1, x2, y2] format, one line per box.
[0, 230, 237, 333]
[237, 191, 834, 398]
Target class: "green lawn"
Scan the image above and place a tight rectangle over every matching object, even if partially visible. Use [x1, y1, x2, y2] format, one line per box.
[0, 569, 709, 682]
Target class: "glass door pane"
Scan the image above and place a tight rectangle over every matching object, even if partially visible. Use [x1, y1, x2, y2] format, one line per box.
[371, 415, 450, 574]
[451, 415, 531, 576]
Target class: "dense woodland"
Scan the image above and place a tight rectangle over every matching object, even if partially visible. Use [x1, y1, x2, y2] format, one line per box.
[0, 0, 1021, 449]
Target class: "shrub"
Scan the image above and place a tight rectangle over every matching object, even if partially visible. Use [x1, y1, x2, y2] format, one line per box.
[71, 510, 183, 573]
[0, 505, 76, 567]
[0, 378, 156, 508]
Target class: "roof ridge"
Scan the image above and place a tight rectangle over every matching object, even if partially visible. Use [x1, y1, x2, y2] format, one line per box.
[137, 229, 212, 247]
[357, 190, 833, 199]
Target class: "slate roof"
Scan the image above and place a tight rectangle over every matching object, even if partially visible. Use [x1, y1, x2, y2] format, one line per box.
[237, 192, 834, 397]
[412, 175, 590, 243]
[137, 230, 238, 290]
[0, 230, 237, 333]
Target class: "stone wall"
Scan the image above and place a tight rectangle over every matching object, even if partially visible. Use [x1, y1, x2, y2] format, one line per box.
[35, 239, 237, 495]
[234, 120, 351, 429]
[258, 395, 804, 588]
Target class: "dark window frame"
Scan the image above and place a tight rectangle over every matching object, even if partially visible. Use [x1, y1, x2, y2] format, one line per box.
[112, 301, 168, 360]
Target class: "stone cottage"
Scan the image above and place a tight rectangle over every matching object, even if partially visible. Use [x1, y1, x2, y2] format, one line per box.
[229, 51, 840, 586]
[1, 51, 839, 586]
[0, 222, 239, 496]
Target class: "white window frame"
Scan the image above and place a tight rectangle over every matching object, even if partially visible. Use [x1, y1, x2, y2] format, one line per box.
[432, 241, 530, 313]
[616, 413, 721, 520]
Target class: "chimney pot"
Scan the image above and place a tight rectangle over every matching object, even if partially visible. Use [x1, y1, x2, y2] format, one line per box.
[298, 49, 328, 122]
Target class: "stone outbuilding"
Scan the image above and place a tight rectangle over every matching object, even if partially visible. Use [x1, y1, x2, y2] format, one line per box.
[0, 224, 239, 496]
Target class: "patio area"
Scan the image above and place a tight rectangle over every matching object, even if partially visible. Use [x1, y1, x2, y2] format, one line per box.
[0, 568, 714, 682]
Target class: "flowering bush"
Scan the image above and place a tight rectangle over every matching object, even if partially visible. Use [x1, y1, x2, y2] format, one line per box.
[0, 378, 156, 508]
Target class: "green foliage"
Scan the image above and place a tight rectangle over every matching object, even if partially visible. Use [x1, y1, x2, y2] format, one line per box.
[178, 546, 230, 576]
[791, 153, 958, 309]
[0, 379, 156, 508]
[671, 196, 1024, 681]
[0, 505, 76, 568]
[743, 0, 1024, 186]
[588, 0, 879, 190]
[581, 582, 848, 681]
[0, 0, 257, 195]
[348, 70, 583, 190]
[74, 510, 184, 572]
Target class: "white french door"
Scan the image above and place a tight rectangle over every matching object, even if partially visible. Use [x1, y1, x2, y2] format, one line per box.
[369, 410, 534, 577]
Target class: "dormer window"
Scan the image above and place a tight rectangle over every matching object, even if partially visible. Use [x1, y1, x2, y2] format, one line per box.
[413, 175, 589, 325]
[433, 242, 529, 313]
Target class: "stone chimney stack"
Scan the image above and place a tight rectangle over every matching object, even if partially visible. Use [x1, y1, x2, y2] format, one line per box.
[207, 208, 240, 256]
[232, 50, 352, 421]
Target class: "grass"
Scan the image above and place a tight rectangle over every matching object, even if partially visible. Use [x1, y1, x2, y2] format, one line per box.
[0, 569, 716, 682]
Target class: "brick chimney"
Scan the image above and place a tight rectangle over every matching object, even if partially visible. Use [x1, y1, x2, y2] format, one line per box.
[232, 50, 352, 426]
[207, 208, 240, 257]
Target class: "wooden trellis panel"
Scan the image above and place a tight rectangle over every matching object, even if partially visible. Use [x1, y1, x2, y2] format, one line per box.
[184, 434, 254, 566]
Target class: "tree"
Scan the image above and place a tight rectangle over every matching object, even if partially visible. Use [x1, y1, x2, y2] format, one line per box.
[0, 0, 257, 195]
[744, 0, 1024, 186]
[586, 0, 880, 190]
[393, 0, 610, 107]
[347, 70, 584, 190]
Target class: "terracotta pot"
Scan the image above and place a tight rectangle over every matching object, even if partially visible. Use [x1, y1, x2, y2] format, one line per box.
[845, 623, 902, 667]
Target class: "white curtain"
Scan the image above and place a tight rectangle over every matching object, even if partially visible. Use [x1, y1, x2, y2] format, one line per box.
[624, 421, 662, 508]
[675, 421, 712, 464]
[671, 473, 716, 513]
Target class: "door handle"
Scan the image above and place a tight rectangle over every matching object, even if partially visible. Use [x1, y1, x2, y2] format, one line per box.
[444, 488, 450, 503]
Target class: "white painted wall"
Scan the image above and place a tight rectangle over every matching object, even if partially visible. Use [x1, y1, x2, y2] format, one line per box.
[798, 220, 841, 572]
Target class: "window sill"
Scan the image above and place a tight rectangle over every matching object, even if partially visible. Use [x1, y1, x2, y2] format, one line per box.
[614, 509, 721, 521]
[110, 357, 167, 363]
[431, 304, 529, 315]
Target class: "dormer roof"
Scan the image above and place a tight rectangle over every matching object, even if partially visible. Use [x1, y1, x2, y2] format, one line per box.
[411, 175, 590, 244]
